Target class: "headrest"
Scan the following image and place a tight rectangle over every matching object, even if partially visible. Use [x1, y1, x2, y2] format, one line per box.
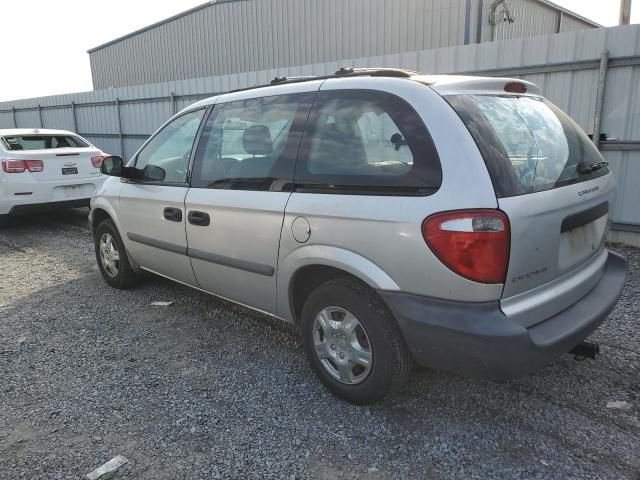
[242, 125, 273, 156]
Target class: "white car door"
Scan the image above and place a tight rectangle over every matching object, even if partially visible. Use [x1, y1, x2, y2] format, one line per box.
[118, 108, 206, 286]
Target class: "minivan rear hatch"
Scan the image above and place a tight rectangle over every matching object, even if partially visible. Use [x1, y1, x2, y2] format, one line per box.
[446, 93, 613, 325]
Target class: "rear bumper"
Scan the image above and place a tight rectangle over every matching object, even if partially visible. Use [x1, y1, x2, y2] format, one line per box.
[380, 250, 628, 379]
[0, 176, 104, 215]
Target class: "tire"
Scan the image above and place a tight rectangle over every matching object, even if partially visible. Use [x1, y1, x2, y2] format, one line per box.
[94, 219, 140, 289]
[301, 277, 412, 404]
[0, 215, 9, 228]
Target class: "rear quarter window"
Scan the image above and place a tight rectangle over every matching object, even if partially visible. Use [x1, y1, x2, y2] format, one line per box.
[295, 89, 442, 195]
[446, 95, 608, 198]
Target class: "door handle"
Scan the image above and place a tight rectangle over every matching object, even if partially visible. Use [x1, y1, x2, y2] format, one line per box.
[163, 207, 182, 222]
[188, 210, 210, 226]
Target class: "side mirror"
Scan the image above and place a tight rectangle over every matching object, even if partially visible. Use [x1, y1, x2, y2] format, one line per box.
[142, 164, 166, 182]
[100, 155, 124, 176]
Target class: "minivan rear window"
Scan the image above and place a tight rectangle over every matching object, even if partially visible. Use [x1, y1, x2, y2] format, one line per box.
[2, 135, 89, 151]
[446, 95, 608, 198]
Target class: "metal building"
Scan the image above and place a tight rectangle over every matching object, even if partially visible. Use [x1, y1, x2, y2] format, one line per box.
[88, 0, 599, 89]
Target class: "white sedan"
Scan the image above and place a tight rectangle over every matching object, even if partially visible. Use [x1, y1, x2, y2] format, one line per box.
[0, 129, 108, 226]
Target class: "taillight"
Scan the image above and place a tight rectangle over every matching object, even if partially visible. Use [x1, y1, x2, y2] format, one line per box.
[2, 159, 44, 173]
[91, 155, 107, 168]
[2, 159, 25, 173]
[25, 160, 44, 172]
[422, 210, 510, 284]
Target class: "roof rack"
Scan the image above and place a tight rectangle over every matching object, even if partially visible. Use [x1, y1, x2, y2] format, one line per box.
[229, 67, 417, 93]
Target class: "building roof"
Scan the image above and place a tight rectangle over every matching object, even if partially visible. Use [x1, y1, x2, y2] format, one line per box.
[87, 0, 601, 54]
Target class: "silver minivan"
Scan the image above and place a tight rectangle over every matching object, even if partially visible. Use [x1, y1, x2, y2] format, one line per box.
[90, 68, 628, 404]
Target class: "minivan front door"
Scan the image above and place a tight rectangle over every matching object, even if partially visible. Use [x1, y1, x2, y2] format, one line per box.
[118, 108, 206, 286]
[185, 90, 317, 313]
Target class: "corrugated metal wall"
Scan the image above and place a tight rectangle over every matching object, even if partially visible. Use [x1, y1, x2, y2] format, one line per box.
[89, 0, 469, 89]
[476, 0, 595, 42]
[88, 0, 595, 89]
[2, 25, 637, 234]
[560, 12, 595, 33]
[490, 0, 559, 41]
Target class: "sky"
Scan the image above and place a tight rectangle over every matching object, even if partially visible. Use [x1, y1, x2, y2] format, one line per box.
[0, 0, 638, 102]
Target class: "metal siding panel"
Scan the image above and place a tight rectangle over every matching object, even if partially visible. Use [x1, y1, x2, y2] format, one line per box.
[448, 0, 463, 46]
[494, 0, 558, 41]
[41, 108, 75, 132]
[625, 65, 640, 139]
[604, 150, 640, 225]
[14, 110, 40, 128]
[456, 42, 480, 71]
[76, 105, 119, 135]
[0, 112, 14, 128]
[521, 34, 551, 65]
[606, 24, 640, 57]
[120, 101, 172, 136]
[547, 29, 579, 63]
[601, 65, 636, 141]
[559, 14, 594, 33]
[574, 27, 607, 60]
[311, 0, 321, 64]
[565, 69, 599, 133]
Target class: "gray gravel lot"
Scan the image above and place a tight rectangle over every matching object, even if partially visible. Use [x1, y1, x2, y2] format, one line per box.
[1, 209, 639, 480]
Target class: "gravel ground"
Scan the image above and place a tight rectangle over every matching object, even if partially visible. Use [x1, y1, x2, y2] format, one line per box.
[1, 209, 639, 480]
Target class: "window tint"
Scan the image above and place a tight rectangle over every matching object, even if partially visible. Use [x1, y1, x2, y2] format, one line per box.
[296, 90, 441, 195]
[2, 135, 88, 150]
[446, 95, 608, 198]
[135, 108, 205, 184]
[191, 93, 313, 190]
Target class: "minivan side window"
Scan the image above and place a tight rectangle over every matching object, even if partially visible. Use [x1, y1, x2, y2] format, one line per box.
[191, 93, 315, 191]
[134, 108, 205, 184]
[295, 90, 442, 195]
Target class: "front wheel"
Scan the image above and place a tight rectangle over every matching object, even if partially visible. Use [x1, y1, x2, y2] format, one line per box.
[94, 219, 141, 289]
[301, 278, 412, 404]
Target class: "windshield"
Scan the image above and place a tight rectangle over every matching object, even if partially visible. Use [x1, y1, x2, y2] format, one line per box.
[446, 95, 608, 198]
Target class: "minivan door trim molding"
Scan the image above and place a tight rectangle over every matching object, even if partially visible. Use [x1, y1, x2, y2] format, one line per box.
[126, 232, 275, 277]
[127, 232, 187, 256]
[188, 248, 275, 276]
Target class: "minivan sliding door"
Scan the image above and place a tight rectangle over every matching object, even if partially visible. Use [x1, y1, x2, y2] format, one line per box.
[185, 90, 317, 314]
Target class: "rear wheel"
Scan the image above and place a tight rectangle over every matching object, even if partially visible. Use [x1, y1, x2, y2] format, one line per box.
[301, 278, 412, 404]
[94, 219, 140, 289]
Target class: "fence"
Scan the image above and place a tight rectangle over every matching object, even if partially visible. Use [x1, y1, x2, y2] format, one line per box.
[1, 24, 639, 239]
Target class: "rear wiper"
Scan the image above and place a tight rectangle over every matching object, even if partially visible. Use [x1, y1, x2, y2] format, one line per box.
[577, 161, 608, 175]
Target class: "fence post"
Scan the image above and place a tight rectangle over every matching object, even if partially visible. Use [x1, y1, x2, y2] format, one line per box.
[38, 104, 44, 128]
[11, 107, 17, 128]
[115, 98, 125, 158]
[592, 50, 609, 149]
[71, 102, 78, 132]
[170, 92, 177, 115]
